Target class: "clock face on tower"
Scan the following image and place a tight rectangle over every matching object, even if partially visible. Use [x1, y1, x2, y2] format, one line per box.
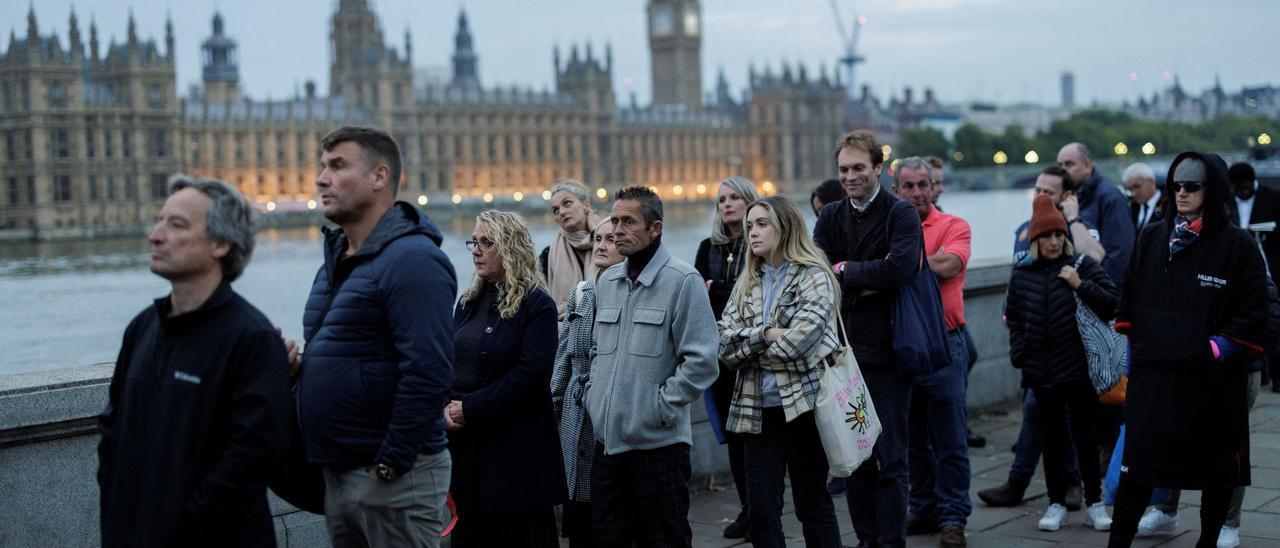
[683, 8, 699, 36]
[652, 6, 673, 36]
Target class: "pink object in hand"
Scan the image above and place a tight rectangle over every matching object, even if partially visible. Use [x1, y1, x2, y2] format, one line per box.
[1210, 339, 1221, 360]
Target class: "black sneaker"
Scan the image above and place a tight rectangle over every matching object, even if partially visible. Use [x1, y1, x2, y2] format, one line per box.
[967, 432, 987, 448]
[723, 510, 749, 539]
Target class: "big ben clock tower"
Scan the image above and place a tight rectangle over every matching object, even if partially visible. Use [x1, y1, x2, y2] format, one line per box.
[648, 0, 702, 109]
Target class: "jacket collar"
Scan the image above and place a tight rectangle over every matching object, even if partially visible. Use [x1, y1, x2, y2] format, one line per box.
[608, 242, 671, 287]
[155, 280, 234, 328]
[323, 202, 433, 273]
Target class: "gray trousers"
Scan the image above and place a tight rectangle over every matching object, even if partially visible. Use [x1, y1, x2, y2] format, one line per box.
[323, 451, 452, 548]
[1155, 371, 1260, 528]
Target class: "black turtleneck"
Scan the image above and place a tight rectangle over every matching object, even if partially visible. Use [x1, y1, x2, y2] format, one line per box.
[627, 235, 662, 282]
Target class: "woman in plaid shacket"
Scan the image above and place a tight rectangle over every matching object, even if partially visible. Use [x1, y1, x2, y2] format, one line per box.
[718, 196, 844, 547]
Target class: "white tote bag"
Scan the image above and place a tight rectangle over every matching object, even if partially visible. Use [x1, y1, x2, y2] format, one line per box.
[814, 313, 882, 478]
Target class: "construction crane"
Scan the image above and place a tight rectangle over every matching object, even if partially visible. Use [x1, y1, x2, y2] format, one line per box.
[829, 0, 867, 103]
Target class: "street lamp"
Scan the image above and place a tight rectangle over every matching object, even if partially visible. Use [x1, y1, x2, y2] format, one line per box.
[541, 190, 552, 200]
[1024, 150, 1039, 164]
[1114, 142, 1129, 156]
[993, 151, 1008, 165]
[452, 194, 463, 204]
[1141, 142, 1156, 155]
[1261, 133, 1273, 146]
[417, 195, 428, 205]
[513, 192, 523, 202]
[483, 192, 494, 203]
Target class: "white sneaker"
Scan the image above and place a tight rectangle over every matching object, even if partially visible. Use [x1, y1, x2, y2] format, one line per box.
[1084, 502, 1112, 531]
[1137, 507, 1179, 537]
[1217, 526, 1240, 548]
[1038, 503, 1069, 531]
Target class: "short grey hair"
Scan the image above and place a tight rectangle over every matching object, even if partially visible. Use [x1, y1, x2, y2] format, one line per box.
[1122, 162, 1156, 184]
[549, 179, 590, 203]
[893, 156, 935, 187]
[167, 174, 257, 282]
[710, 176, 760, 245]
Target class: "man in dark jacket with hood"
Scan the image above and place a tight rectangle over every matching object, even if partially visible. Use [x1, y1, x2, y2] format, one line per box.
[296, 127, 457, 547]
[1108, 152, 1268, 548]
[98, 176, 290, 547]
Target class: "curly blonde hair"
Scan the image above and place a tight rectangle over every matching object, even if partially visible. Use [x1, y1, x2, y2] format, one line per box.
[459, 210, 547, 319]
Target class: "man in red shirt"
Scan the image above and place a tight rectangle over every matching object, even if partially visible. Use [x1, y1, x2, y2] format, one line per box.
[892, 157, 973, 547]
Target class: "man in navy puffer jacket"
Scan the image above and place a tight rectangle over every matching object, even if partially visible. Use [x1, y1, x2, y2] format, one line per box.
[297, 126, 457, 547]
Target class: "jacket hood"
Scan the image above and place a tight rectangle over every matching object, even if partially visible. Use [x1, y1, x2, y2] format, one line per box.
[1164, 151, 1231, 235]
[324, 201, 444, 265]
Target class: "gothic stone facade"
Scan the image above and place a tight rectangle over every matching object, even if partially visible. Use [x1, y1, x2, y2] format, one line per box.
[0, 1, 843, 235]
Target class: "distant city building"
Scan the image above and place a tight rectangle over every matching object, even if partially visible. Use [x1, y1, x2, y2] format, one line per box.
[960, 102, 1071, 135]
[1060, 71, 1075, 110]
[1128, 74, 1280, 124]
[0, 0, 843, 236]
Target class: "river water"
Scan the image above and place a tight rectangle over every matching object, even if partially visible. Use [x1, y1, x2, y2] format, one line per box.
[0, 188, 1034, 376]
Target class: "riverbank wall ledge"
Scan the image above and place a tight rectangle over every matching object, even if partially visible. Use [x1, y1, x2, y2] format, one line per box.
[0, 262, 1014, 546]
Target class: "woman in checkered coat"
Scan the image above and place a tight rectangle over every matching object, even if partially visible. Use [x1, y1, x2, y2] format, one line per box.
[550, 216, 622, 547]
[718, 196, 844, 547]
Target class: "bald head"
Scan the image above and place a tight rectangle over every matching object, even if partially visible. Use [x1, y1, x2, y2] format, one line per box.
[1057, 142, 1094, 186]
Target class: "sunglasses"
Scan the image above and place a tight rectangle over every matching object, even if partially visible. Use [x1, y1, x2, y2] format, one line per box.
[465, 239, 496, 251]
[1171, 181, 1203, 193]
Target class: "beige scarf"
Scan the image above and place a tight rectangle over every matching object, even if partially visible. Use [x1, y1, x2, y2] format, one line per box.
[547, 226, 594, 314]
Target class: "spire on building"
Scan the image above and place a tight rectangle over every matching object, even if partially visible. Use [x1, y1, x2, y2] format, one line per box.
[89, 15, 99, 61]
[202, 10, 240, 102]
[26, 3, 37, 43]
[127, 10, 137, 44]
[450, 9, 480, 91]
[165, 14, 175, 62]
[69, 8, 82, 56]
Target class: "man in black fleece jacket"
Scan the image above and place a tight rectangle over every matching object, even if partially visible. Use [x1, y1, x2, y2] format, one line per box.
[98, 176, 290, 547]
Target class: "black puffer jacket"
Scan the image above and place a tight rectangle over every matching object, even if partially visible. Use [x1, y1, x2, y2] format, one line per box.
[1005, 253, 1118, 388]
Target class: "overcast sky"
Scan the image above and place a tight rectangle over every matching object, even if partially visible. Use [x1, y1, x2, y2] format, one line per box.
[6, 0, 1278, 108]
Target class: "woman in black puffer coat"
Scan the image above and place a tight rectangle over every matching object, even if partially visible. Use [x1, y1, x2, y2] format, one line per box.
[1005, 194, 1119, 533]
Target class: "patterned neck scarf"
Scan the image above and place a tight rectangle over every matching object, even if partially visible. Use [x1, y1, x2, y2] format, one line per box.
[1169, 214, 1203, 257]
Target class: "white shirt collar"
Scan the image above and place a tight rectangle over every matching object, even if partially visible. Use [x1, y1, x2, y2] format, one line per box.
[850, 185, 881, 213]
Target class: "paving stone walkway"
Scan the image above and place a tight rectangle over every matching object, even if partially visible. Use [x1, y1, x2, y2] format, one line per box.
[674, 388, 1280, 547]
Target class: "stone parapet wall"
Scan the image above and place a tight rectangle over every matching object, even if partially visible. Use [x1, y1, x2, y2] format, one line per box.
[0, 262, 1016, 547]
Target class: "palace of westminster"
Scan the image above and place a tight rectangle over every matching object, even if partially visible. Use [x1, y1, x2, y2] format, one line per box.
[0, 0, 847, 235]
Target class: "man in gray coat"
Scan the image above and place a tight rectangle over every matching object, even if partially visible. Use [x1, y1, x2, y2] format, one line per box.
[585, 185, 720, 548]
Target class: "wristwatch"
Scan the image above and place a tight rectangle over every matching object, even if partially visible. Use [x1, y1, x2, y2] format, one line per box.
[372, 463, 400, 481]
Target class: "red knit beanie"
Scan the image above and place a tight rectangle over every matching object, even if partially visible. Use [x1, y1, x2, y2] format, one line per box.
[1028, 194, 1067, 242]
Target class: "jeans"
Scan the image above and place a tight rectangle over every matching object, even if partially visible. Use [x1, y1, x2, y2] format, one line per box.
[591, 442, 692, 548]
[845, 363, 913, 548]
[908, 328, 973, 528]
[1110, 479, 1232, 548]
[743, 408, 842, 548]
[1031, 380, 1102, 505]
[1009, 390, 1081, 484]
[323, 451, 452, 548]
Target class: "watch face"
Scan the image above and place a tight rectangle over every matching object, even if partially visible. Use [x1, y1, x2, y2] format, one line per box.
[652, 6, 673, 36]
[683, 8, 699, 35]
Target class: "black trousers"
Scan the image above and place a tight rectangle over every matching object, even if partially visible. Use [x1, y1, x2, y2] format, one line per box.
[1031, 380, 1102, 506]
[1108, 479, 1232, 548]
[711, 365, 750, 512]
[742, 408, 841, 548]
[845, 364, 913, 548]
[591, 442, 692, 548]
